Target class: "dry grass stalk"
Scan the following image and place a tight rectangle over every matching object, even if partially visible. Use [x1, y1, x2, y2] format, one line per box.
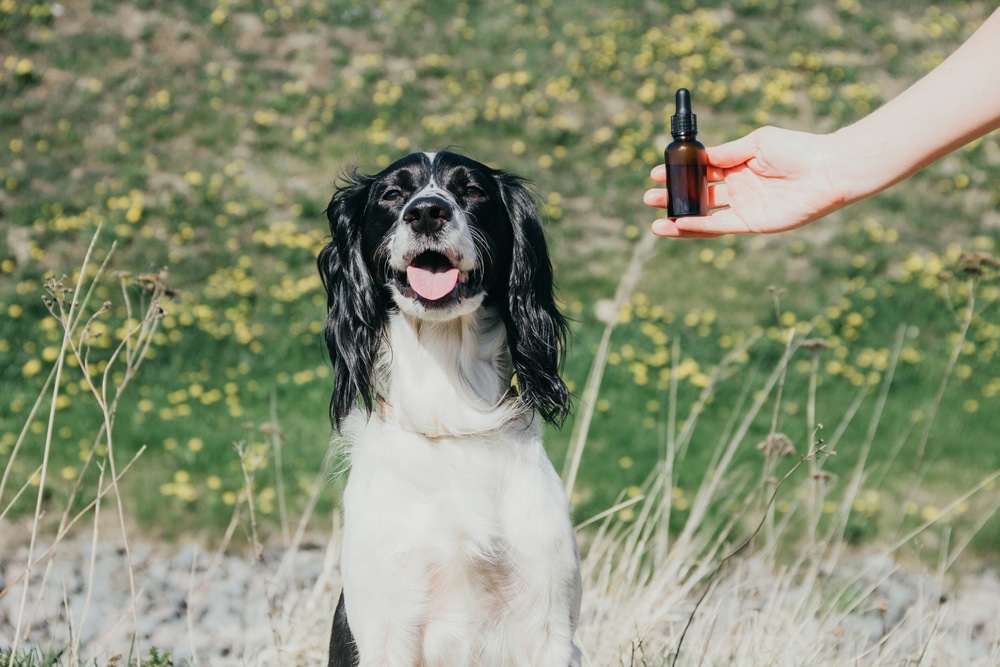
[2, 227, 166, 666]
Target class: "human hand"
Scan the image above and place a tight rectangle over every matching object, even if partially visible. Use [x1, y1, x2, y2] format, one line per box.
[644, 127, 851, 238]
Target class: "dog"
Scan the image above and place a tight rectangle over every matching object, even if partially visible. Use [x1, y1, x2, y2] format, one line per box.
[318, 151, 582, 666]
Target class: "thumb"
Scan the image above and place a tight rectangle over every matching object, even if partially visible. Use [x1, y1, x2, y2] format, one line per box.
[705, 129, 765, 169]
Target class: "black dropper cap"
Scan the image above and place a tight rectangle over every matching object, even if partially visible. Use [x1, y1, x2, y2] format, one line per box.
[670, 88, 698, 139]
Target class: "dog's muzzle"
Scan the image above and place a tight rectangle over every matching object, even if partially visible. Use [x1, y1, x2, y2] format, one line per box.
[391, 196, 483, 306]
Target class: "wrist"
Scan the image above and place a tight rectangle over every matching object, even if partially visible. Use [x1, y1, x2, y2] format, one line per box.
[824, 124, 895, 207]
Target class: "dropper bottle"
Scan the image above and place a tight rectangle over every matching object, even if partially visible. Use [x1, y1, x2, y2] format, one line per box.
[664, 88, 709, 218]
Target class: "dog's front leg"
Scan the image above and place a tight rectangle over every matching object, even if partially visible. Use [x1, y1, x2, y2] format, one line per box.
[340, 554, 428, 665]
[340, 450, 433, 667]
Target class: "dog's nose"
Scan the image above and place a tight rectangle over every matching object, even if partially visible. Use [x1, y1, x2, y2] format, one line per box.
[403, 197, 451, 235]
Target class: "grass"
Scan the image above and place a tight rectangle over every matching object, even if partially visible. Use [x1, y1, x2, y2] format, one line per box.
[2, 0, 997, 542]
[1, 0, 1000, 663]
[3, 235, 998, 664]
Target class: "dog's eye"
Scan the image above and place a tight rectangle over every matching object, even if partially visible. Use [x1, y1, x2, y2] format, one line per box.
[382, 189, 403, 202]
[464, 185, 485, 199]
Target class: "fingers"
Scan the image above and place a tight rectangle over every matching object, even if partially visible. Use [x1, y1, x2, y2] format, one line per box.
[651, 218, 721, 238]
[644, 181, 730, 210]
[651, 163, 728, 183]
[643, 186, 668, 208]
[673, 211, 748, 235]
[651, 210, 754, 238]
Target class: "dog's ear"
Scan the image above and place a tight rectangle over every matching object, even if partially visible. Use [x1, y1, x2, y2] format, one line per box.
[495, 172, 571, 426]
[318, 171, 388, 431]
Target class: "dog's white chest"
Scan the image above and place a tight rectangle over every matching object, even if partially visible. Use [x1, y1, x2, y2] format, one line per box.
[340, 416, 581, 666]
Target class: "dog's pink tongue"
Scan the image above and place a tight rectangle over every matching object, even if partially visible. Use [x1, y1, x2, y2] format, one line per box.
[406, 265, 460, 301]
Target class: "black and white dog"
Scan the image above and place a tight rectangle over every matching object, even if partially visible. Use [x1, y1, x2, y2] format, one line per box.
[319, 151, 582, 666]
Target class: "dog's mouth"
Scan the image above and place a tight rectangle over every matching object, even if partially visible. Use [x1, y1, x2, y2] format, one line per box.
[393, 251, 483, 306]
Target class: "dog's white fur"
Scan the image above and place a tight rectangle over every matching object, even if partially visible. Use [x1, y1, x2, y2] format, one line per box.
[338, 305, 582, 666]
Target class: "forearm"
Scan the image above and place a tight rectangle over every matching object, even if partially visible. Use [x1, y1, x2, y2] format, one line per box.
[830, 8, 1000, 204]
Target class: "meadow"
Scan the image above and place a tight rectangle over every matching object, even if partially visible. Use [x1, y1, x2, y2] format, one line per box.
[1, 0, 999, 664]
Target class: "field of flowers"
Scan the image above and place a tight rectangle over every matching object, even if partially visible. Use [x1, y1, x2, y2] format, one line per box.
[2, 0, 999, 559]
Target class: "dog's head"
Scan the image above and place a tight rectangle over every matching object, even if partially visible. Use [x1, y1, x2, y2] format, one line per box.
[318, 151, 569, 430]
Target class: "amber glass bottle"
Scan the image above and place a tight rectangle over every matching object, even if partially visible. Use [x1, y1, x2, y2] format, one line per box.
[664, 88, 708, 218]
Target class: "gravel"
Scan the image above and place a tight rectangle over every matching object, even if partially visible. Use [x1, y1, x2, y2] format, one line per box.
[1, 529, 337, 665]
[2, 528, 998, 665]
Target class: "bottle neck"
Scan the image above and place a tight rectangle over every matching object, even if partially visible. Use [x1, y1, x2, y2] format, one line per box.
[671, 131, 698, 142]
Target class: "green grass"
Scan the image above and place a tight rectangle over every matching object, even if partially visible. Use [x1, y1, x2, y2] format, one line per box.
[1, 648, 175, 667]
[1, 0, 999, 561]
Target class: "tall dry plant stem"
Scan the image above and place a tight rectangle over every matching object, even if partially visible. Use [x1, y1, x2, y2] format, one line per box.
[4, 226, 167, 666]
[563, 232, 657, 500]
[270, 397, 291, 547]
[670, 327, 811, 570]
[671, 441, 828, 667]
[760, 325, 793, 552]
[822, 324, 907, 562]
[897, 276, 977, 539]
[71, 462, 106, 666]
[9, 229, 102, 663]
[802, 343, 820, 547]
[69, 253, 166, 667]
[0, 368, 56, 519]
[236, 440, 266, 562]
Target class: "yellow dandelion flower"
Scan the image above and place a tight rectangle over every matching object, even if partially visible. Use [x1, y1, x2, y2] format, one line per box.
[153, 89, 171, 108]
[22, 358, 42, 377]
[690, 372, 711, 388]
